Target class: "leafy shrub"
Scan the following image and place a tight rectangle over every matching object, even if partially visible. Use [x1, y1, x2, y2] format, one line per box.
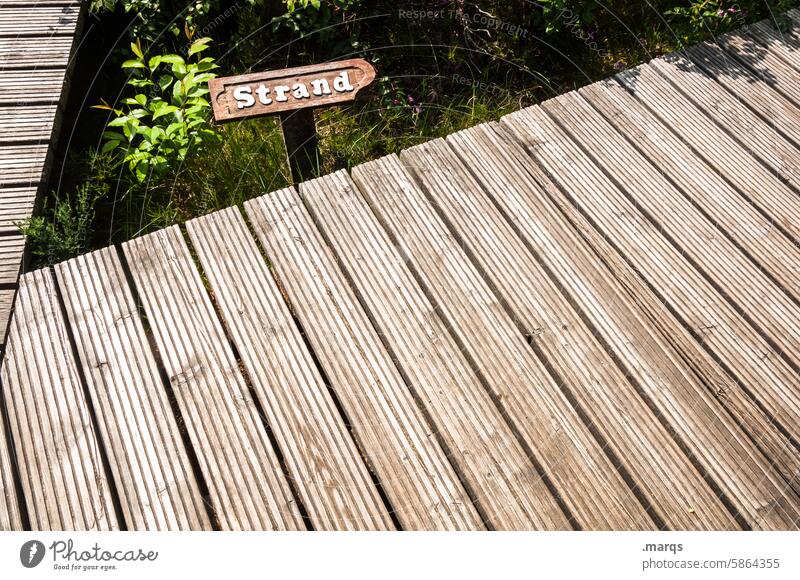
[96, 35, 220, 182]
[19, 184, 103, 266]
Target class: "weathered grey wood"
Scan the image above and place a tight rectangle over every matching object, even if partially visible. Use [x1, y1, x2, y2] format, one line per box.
[714, 26, 800, 105]
[544, 89, 800, 374]
[245, 188, 485, 531]
[185, 207, 394, 531]
[1, 269, 118, 530]
[0, 145, 48, 186]
[300, 171, 571, 530]
[0, 363, 22, 529]
[614, 65, 800, 246]
[648, 56, 800, 189]
[0, 36, 72, 68]
[0, 287, 12, 341]
[0, 106, 56, 143]
[685, 42, 800, 143]
[55, 248, 213, 530]
[351, 155, 653, 530]
[0, 6, 79, 36]
[404, 135, 742, 530]
[579, 79, 800, 442]
[503, 105, 800, 518]
[0, 233, 23, 285]
[746, 14, 800, 72]
[123, 227, 304, 531]
[448, 122, 800, 529]
[0, 70, 66, 105]
[0, 189, 36, 232]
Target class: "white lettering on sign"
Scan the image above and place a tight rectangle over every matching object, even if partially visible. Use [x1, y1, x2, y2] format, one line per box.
[235, 71, 354, 109]
[209, 59, 376, 122]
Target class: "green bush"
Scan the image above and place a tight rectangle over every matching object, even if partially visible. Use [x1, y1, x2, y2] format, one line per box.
[19, 184, 103, 266]
[96, 36, 220, 182]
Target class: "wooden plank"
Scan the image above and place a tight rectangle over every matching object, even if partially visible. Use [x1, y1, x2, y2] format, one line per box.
[402, 136, 742, 530]
[54, 248, 214, 530]
[0, 144, 48, 186]
[745, 14, 800, 72]
[685, 41, 800, 143]
[0, 375, 23, 529]
[0, 190, 36, 232]
[123, 226, 304, 531]
[506, 99, 800, 442]
[0, 233, 24, 284]
[1, 269, 118, 530]
[300, 171, 571, 530]
[185, 208, 395, 531]
[647, 56, 800, 189]
[0, 70, 66, 105]
[0, 36, 73, 68]
[350, 156, 654, 530]
[503, 104, 800, 491]
[713, 26, 800, 105]
[245, 188, 486, 531]
[614, 65, 800, 246]
[0, 105, 56, 143]
[578, 79, 800, 435]
[0, 287, 13, 340]
[0, 6, 79, 36]
[545, 89, 800, 366]
[447, 122, 800, 529]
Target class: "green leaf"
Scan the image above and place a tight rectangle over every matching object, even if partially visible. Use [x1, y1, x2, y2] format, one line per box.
[122, 59, 145, 69]
[153, 104, 179, 120]
[160, 54, 185, 65]
[107, 116, 131, 127]
[157, 74, 173, 92]
[188, 37, 212, 56]
[131, 40, 143, 59]
[101, 140, 120, 153]
[148, 56, 162, 71]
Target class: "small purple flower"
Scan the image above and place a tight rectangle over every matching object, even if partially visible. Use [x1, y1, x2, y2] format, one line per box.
[613, 61, 625, 71]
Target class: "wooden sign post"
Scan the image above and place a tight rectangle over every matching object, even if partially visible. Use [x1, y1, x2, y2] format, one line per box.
[209, 59, 376, 183]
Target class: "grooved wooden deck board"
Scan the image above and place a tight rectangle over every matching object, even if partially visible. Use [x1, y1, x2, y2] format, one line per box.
[0, 106, 57, 143]
[578, 79, 800, 443]
[446, 122, 800, 529]
[715, 26, 800, 104]
[406, 134, 741, 530]
[352, 155, 652, 530]
[0, 233, 23, 284]
[648, 55, 800, 188]
[245, 188, 485, 531]
[745, 13, 800, 71]
[503, 101, 800, 454]
[685, 41, 800, 145]
[300, 171, 571, 530]
[0, 6, 80, 36]
[0, 144, 48, 186]
[122, 227, 305, 531]
[543, 90, 800, 376]
[0, 36, 73, 68]
[0, 70, 67, 105]
[1, 269, 118, 530]
[185, 207, 394, 531]
[54, 248, 213, 531]
[0, 338, 22, 529]
[615, 64, 800, 245]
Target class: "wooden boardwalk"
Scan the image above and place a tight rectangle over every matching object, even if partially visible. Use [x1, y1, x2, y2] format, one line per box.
[1, 15, 800, 530]
[0, 0, 83, 346]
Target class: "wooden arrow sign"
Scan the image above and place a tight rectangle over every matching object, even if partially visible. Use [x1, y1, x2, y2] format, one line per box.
[208, 59, 376, 123]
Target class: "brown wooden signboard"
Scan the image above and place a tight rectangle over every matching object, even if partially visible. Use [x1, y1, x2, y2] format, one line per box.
[208, 59, 376, 123]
